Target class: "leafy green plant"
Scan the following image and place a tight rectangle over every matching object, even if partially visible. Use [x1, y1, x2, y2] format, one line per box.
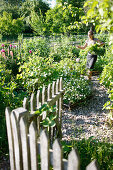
[34, 103, 57, 131]
[81, 43, 105, 56]
[61, 137, 113, 170]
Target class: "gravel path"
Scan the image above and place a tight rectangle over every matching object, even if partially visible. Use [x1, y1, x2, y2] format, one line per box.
[62, 75, 113, 143]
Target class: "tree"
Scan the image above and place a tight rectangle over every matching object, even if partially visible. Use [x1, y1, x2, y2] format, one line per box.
[56, 0, 85, 8]
[20, 0, 50, 18]
[28, 10, 45, 35]
[82, 0, 113, 33]
[44, 3, 84, 35]
[0, 11, 24, 36]
[20, 0, 50, 33]
[2, 0, 23, 6]
[82, 0, 113, 51]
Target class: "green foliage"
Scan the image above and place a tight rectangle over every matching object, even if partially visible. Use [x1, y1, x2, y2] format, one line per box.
[0, 11, 24, 36]
[0, 33, 112, 163]
[17, 36, 92, 105]
[20, 0, 50, 18]
[63, 76, 92, 106]
[83, 0, 113, 33]
[61, 138, 113, 170]
[20, 0, 50, 34]
[21, 37, 50, 61]
[58, 58, 91, 105]
[99, 63, 113, 88]
[82, 0, 113, 56]
[82, 43, 105, 56]
[35, 103, 57, 129]
[99, 63, 113, 112]
[49, 36, 80, 61]
[44, 3, 84, 35]
[28, 10, 45, 35]
[0, 60, 27, 157]
[0, 2, 20, 19]
[57, 0, 85, 8]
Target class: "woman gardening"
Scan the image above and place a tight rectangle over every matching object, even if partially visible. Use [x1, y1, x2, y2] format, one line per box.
[76, 30, 104, 80]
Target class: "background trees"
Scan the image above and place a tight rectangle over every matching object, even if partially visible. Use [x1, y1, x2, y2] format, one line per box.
[44, 3, 84, 35]
[0, 11, 24, 36]
[0, 0, 88, 36]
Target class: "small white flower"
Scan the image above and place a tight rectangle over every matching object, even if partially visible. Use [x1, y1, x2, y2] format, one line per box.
[76, 58, 80, 62]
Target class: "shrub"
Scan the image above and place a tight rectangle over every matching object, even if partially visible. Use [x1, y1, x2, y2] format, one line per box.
[0, 11, 24, 36]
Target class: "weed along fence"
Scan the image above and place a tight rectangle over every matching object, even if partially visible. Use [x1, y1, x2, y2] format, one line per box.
[5, 77, 99, 170]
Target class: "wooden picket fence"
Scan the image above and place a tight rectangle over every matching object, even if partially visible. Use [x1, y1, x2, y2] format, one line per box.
[5, 108, 99, 170]
[22, 77, 64, 140]
[5, 77, 99, 170]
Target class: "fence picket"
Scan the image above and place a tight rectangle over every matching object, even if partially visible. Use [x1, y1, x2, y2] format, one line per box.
[52, 81, 56, 97]
[86, 160, 99, 170]
[23, 97, 29, 110]
[37, 90, 42, 109]
[42, 86, 46, 105]
[29, 121, 38, 170]
[47, 83, 51, 101]
[40, 130, 49, 170]
[42, 86, 46, 119]
[5, 107, 15, 170]
[11, 109, 23, 170]
[59, 77, 63, 91]
[53, 139, 62, 170]
[20, 116, 30, 170]
[30, 93, 36, 113]
[68, 149, 80, 170]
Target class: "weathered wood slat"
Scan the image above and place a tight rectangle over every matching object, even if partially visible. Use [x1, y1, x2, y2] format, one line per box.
[86, 160, 99, 170]
[52, 81, 56, 97]
[53, 139, 62, 170]
[29, 121, 38, 170]
[23, 97, 29, 110]
[20, 116, 30, 170]
[42, 86, 46, 119]
[30, 93, 36, 113]
[59, 77, 63, 91]
[37, 90, 42, 109]
[40, 130, 49, 170]
[47, 84, 51, 101]
[10, 110, 22, 170]
[68, 149, 80, 170]
[5, 107, 15, 170]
